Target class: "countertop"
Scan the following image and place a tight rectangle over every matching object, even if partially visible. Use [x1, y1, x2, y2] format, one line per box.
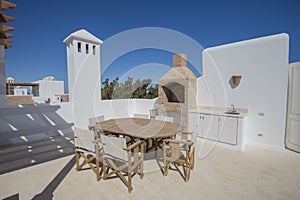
[189, 105, 248, 118]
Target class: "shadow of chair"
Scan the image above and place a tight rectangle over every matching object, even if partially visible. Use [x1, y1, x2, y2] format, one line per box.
[163, 131, 197, 182]
[100, 133, 144, 193]
[74, 128, 102, 181]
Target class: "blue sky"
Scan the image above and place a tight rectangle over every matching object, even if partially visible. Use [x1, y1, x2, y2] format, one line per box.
[4, 0, 300, 91]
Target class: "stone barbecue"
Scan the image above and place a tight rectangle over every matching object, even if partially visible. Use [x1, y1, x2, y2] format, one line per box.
[157, 54, 197, 132]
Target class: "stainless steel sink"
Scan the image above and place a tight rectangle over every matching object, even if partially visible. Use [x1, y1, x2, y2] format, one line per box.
[225, 111, 240, 115]
[225, 105, 240, 115]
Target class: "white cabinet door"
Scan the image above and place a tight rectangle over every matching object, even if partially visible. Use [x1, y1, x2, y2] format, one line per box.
[202, 114, 219, 141]
[202, 114, 238, 145]
[218, 116, 238, 145]
[190, 113, 240, 146]
[188, 113, 200, 135]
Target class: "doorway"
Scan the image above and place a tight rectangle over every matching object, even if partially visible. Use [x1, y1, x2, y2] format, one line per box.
[286, 62, 300, 153]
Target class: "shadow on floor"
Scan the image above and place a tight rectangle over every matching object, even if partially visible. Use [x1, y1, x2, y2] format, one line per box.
[0, 104, 74, 174]
[32, 155, 76, 200]
[0, 134, 75, 175]
[3, 193, 19, 200]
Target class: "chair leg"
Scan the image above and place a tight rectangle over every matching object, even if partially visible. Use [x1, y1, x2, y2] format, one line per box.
[185, 155, 191, 182]
[165, 163, 170, 176]
[103, 159, 107, 180]
[145, 139, 149, 152]
[163, 141, 169, 176]
[96, 159, 101, 181]
[76, 151, 102, 181]
[187, 163, 191, 181]
[128, 168, 132, 193]
[140, 143, 144, 179]
[163, 144, 166, 176]
[75, 151, 81, 171]
[191, 148, 195, 170]
[76, 152, 93, 171]
[140, 167, 144, 179]
[154, 139, 160, 160]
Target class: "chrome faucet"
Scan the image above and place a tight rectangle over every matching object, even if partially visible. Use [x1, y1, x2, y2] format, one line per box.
[231, 104, 235, 112]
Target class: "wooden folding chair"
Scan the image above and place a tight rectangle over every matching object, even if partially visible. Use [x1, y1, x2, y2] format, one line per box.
[149, 116, 174, 151]
[74, 127, 102, 181]
[100, 133, 144, 193]
[163, 131, 196, 182]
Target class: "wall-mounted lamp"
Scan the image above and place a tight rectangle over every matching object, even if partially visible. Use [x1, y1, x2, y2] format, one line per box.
[229, 75, 242, 89]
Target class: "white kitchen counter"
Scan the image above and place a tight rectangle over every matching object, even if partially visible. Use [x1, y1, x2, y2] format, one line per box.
[189, 105, 248, 118]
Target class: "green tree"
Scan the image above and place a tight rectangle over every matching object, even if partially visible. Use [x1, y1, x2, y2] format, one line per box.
[101, 77, 119, 99]
[101, 77, 158, 99]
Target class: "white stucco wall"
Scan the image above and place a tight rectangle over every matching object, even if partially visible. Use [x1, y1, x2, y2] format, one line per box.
[56, 99, 156, 129]
[132, 98, 157, 116]
[14, 88, 27, 96]
[38, 80, 64, 98]
[55, 102, 74, 124]
[198, 33, 289, 150]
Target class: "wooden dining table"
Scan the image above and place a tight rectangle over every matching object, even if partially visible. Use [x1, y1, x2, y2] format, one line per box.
[95, 117, 180, 150]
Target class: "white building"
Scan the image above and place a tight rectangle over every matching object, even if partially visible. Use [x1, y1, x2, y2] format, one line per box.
[196, 33, 290, 151]
[63, 29, 103, 128]
[32, 76, 65, 104]
[6, 77, 14, 83]
[63, 29, 102, 102]
[14, 88, 27, 96]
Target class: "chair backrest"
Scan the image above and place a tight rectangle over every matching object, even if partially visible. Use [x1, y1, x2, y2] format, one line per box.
[74, 127, 95, 153]
[155, 115, 174, 123]
[100, 134, 128, 162]
[133, 113, 149, 119]
[89, 115, 105, 126]
[177, 130, 197, 143]
[167, 131, 197, 162]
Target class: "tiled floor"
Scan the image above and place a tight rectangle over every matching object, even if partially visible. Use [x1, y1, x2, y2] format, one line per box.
[1, 141, 300, 200]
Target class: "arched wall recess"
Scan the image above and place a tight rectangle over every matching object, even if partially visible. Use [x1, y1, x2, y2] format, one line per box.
[229, 75, 242, 89]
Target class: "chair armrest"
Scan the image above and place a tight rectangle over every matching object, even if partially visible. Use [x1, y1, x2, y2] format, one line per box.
[125, 140, 143, 151]
[181, 131, 193, 135]
[164, 139, 193, 146]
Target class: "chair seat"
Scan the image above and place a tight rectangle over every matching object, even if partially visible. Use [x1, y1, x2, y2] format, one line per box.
[103, 152, 141, 164]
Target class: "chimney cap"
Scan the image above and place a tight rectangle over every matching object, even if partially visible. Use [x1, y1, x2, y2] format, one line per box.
[172, 53, 187, 68]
